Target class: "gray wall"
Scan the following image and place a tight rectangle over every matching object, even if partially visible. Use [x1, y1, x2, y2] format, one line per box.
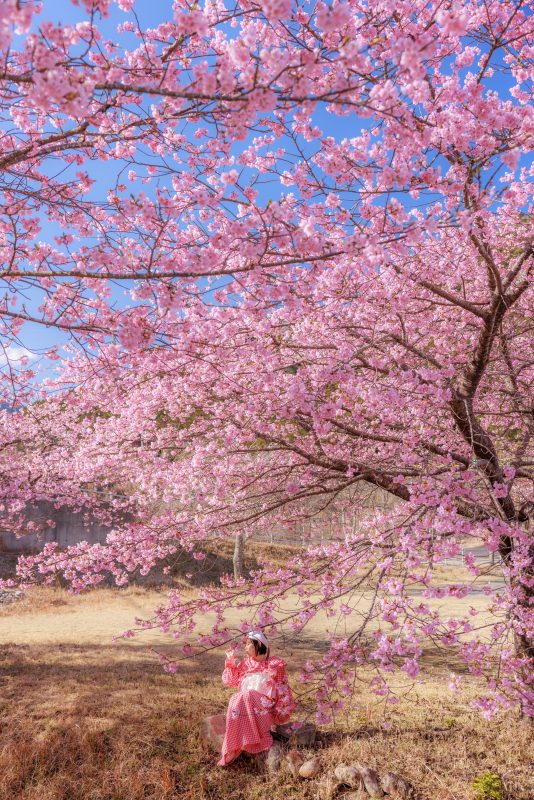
[1, 500, 111, 552]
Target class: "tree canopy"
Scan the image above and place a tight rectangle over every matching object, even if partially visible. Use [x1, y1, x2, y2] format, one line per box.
[0, 0, 532, 721]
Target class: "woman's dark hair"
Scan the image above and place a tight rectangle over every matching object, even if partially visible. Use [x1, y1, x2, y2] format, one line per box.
[251, 638, 268, 656]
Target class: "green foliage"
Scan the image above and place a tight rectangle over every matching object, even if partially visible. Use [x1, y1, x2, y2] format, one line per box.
[282, 362, 299, 374]
[472, 771, 504, 800]
[155, 407, 207, 430]
[76, 407, 115, 423]
[504, 427, 521, 442]
[324, 380, 339, 398]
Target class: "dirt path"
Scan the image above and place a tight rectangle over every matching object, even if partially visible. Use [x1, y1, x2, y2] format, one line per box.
[0, 585, 492, 658]
[0, 590, 168, 647]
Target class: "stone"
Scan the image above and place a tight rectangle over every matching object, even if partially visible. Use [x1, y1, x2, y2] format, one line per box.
[380, 772, 414, 799]
[339, 791, 368, 800]
[355, 764, 384, 798]
[0, 590, 22, 606]
[334, 764, 361, 788]
[274, 720, 316, 747]
[299, 756, 321, 779]
[199, 714, 226, 752]
[316, 775, 343, 800]
[249, 751, 267, 770]
[266, 741, 283, 776]
[285, 749, 305, 779]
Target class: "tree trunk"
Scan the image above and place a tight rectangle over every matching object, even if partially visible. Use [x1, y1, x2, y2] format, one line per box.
[233, 532, 245, 580]
[501, 533, 534, 719]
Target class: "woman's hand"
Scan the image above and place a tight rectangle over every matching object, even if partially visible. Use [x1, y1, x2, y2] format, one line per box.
[225, 649, 238, 660]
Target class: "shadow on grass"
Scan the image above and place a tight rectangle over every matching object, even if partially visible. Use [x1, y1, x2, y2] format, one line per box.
[0, 640, 311, 800]
[1, 640, 532, 800]
[0, 641, 229, 683]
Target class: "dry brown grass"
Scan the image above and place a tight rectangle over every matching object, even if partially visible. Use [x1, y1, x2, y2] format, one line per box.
[0, 583, 532, 800]
[322, 689, 533, 800]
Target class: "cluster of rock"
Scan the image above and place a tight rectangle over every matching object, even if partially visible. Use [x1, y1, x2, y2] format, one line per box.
[200, 715, 414, 799]
[0, 590, 22, 606]
[269, 748, 413, 799]
[315, 763, 414, 800]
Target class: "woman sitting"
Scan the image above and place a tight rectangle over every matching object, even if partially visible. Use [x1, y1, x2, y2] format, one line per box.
[218, 630, 295, 766]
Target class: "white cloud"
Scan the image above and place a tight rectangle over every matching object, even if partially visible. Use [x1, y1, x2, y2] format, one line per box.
[0, 346, 37, 366]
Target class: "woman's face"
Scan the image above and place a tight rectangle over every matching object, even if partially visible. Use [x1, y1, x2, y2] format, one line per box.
[245, 638, 257, 658]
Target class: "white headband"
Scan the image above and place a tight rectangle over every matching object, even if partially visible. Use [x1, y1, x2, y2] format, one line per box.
[247, 630, 269, 648]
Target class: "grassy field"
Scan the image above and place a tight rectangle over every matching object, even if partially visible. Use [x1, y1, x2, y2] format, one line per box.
[0, 549, 532, 800]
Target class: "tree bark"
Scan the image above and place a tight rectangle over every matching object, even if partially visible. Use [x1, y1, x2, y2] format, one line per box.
[233, 532, 245, 580]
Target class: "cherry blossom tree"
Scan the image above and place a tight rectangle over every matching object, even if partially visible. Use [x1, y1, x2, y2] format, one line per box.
[0, 0, 532, 720]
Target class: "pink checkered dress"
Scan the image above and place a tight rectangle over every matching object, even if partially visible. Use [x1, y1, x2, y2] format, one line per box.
[218, 654, 295, 766]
